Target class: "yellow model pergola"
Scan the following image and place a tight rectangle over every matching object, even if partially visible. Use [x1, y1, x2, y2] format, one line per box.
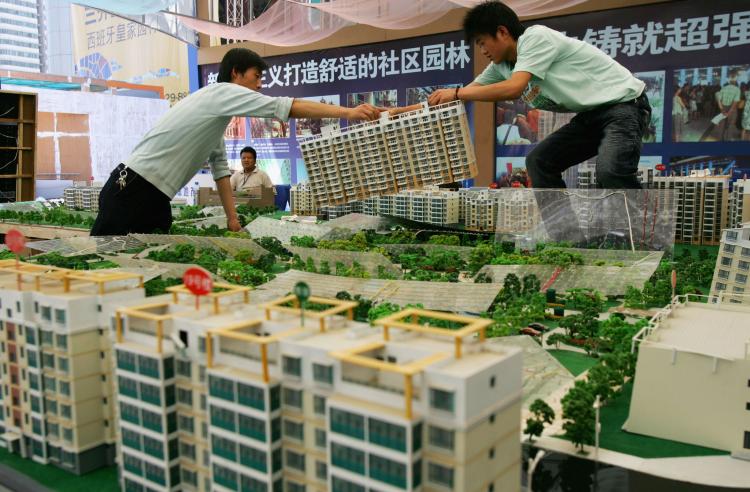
[330, 341, 449, 419]
[261, 294, 358, 333]
[206, 319, 304, 383]
[116, 301, 175, 354]
[373, 307, 493, 359]
[0, 259, 144, 294]
[165, 282, 251, 314]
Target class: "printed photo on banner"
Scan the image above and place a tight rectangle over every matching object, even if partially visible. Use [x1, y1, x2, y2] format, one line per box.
[665, 156, 750, 181]
[295, 95, 341, 138]
[347, 90, 398, 108]
[672, 65, 750, 142]
[495, 70, 665, 146]
[295, 159, 309, 184]
[250, 117, 289, 139]
[224, 117, 246, 140]
[258, 158, 291, 185]
[406, 85, 460, 105]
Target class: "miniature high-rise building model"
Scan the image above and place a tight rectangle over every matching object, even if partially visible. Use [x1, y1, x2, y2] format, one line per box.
[113, 288, 522, 491]
[0, 260, 145, 474]
[652, 174, 730, 245]
[709, 224, 750, 304]
[299, 101, 476, 207]
[290, 183, 319, 216]
[63, 184, 103, 211]
[391, 188, 460, 226]
[730, 178, 750, 228]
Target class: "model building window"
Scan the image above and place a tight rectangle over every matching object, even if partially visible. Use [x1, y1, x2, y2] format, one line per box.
[313, 363, 333, 384]
[57, 357, 69, 374]
[282, 355, 302, 377]
[176, 387, 192, 406]
[331, 476, 365, 492]
[315, 428, 327, 449]
[175, 359, 191, 378]
[331, 443, 365, 475]
[163, 357, 175, 379]
[238, 413, 266, 442]
[715, 283, 727, 291]
[721, 256, 733, 266]
[178, 414, 194, 433]
[283, 418, 304, 441]
[428, 462, 454, 488]
[211, 434, 237, 461]
[237, 382, 264, 410]
[282, 387, 303, 410]
[313, 394, 326, 415]
[330, 408, 365, 439]
[181, 469, 197, 486]
[718, 270, 730, 279]
[736, 273, 748, 284]
[54, 309, 66, 324]
[370, 454, 407, 488]
[285, 449, 306, 472]
[369, 417, 406, 451]
[25, 327, 35, 345]
[430, 388, 455, 413]
[138, 355, 159, 378]
[724, 244, 736, 254]
[239, 443, 267, 472]
[56, 334, 67, 350]
[210, 406, 236, 432]
[179, 440, 196, 461]
[745, 431, 750, 450]
[739, 261, 750, 271]
[287, 481, 305, 492]
[209, 375, 235, 402]
[742, 247, 750, 257]
[428, 425, 455, 451]
[59, 380, 70, 397]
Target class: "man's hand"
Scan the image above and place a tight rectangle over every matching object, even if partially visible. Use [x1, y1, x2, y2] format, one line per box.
[345, 104, 381, 121]
[227, 216, 242, 232]
[428, 88, 457, 106]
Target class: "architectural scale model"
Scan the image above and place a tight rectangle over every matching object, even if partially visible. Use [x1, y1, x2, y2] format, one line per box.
[63, 184, 103, 212]
[577, 164, 654, 189]
[652, 173, 731, 246]
[113, 287, 522, 492]
[709, 223, 750, 305]
[625, 295, 750, 459]
[730, 178, 750, 228]
[289, 183, 319, 217]
[299, 100, 476, 207]
[0, 260, 145, 474]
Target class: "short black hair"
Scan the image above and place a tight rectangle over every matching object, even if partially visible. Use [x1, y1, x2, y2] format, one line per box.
[217, 48, 269, 83]
[463, 1, 525, 43]
[240, 146, 257, 159]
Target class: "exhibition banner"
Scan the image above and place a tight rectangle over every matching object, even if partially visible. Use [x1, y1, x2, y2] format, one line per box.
[493, 0, 750, 184]
[71, 5, 193, 105]
[199, 31, 474, 185]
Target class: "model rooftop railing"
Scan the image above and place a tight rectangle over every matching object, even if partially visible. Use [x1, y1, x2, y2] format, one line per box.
[261, 294, 357, 332]
[0, 258, 143, 295]
[630, 292, 750, 356]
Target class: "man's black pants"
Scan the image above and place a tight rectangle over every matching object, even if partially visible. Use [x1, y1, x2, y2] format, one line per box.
[526, 92, 652, 188]
[90, 164, 172, 236]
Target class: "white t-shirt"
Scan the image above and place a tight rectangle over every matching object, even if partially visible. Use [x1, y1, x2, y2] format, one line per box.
[474, 25, 645, 113]
[126, 83, 293, 198]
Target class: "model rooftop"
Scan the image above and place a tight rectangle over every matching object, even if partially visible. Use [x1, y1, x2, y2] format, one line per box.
[640, 301, 750, 360]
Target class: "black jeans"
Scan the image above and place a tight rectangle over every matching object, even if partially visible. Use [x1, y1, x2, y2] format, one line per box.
[526, 93, 652, 189]
[90, 164, 172, 236]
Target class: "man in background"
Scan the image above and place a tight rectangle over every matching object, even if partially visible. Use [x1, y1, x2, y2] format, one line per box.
[230, 146, 274, 193]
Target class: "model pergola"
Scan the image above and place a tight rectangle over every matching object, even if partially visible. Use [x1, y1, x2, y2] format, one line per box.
[261, 294, 358, 332]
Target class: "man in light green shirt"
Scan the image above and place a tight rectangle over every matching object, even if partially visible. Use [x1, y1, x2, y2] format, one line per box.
[91, 48, 381, 236]
[427, 1, 651, 190]
[715, 71, 740, 140]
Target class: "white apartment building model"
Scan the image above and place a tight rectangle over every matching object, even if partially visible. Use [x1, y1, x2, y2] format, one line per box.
[710, 223, 750, 305]
[0, 259, 145, 474]
[289, 183, 319, 217]
[299, 100, 476, 207]
[730, 178, 750, 228]
[63, 183, 103, 211]
[113, 284, 522, 492]
[626, 295, 750, 460]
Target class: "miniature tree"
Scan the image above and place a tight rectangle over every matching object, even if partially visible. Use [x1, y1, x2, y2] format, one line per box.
[561, 381, 596, 452]
[305, 257, 317, 273]
[501, 273, 522, 300]
[290, 235, 317, 248]
[291, 254, 305, 270]
[367, 302, 402, 325]
[468, 243, 495, 274]
[319, 260, 331, 275]
[521, 274, 541, 295]
[524, 399, 555, 442]
[623, 286, 646, 309]
[545, 332, 567, 349]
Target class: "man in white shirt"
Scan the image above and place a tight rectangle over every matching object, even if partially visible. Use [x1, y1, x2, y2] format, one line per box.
[230, 146, 274, 192]
[90, 48, 380, 235]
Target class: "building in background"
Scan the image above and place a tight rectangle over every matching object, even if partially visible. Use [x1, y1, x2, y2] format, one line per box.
[0, 260, 145, 474]
[41, 0, 74, 75]
[0, 0, 43, 72]
[709, 224, 750, 304]
[577, 163, 654, 189]
[63, 184, 103, 211]
[652, 174, 731, 245]
[289, 183, 319, 216]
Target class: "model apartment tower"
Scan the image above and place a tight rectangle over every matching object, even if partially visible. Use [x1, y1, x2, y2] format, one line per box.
[63, 184, 103, 211]
[289, 183, 319, 217]
[710, 224, 750, 305]
[730, 178, 750, 229]
[299, 101, 476, 207]
[0, 260, 145, 474]
[652, 174, 730, 245]
[113, 287, 522, 492]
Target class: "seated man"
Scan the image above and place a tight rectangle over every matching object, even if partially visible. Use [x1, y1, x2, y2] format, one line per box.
[230, 146, 274, 193]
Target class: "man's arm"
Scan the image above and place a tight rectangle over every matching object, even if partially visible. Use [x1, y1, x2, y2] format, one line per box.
[216, 176, 241, 231]
[289, 99, 380, 121]
[428, 72, 532, 105]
